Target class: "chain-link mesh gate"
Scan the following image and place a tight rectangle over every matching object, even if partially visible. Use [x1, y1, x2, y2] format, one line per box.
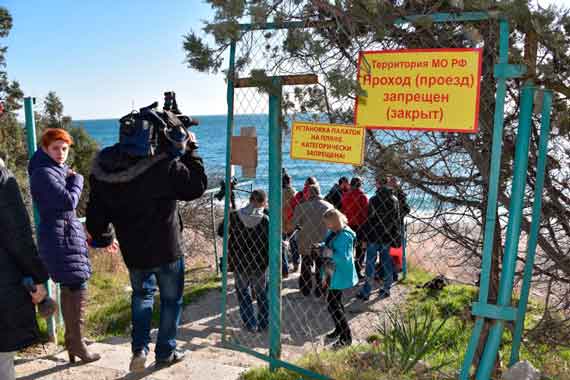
[218, 8, 552, 380]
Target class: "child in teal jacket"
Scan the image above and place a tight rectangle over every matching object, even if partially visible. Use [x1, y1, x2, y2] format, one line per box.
[318, 208, 358, 348]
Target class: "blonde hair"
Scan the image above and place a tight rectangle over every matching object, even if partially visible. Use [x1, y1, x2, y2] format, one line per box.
[323, 208, 348, 227]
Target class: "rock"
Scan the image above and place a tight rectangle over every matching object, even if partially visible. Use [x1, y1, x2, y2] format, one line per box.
[502, 361, 541, 380]
[414, 360, 432, 380]
[351, 350, 388, 371]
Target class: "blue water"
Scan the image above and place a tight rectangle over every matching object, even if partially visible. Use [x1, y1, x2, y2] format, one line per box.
[73, 114, 355, 194]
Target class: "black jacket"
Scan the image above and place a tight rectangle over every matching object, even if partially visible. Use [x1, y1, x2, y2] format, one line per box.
[325, 184, 344, 210]
[218, 207, 269, 274]
[86, 146, 207, 269]
[394, 188, 410, 228]
[0, 166, 49, 352]
[362, 187, 402, 247]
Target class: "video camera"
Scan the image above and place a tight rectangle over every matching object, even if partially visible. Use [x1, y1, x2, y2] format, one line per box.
[119, 91, 199, 157]
[311, 241, 336, 291]
[215, 176, 238, 209]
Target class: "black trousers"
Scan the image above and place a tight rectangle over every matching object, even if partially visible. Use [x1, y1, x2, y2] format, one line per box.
[299, 253, 323, 296]
[327, 289, 351, 342]
[354, 240, 365, 275]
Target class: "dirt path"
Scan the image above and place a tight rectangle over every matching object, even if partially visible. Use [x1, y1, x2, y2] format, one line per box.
[15, 268, 409, 379]
[181, 271, 409, 363]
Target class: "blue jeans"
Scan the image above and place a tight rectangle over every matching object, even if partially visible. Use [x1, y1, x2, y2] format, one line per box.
[129, 257, 184, 360]
[282, 233, 299, 270]
[235, 271, 268, 330]
[360, 243, 393, 297]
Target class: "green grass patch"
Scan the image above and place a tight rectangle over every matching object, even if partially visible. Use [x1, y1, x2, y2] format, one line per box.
[240, 344, 415, 380]
[86, 270, 132, 339]
[242, 265, 570, 379]
[38, 267, 221, 342]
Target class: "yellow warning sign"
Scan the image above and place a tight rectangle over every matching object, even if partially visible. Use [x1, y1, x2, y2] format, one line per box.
[355, 48, 482, 133]
[290, 121, 365, 165]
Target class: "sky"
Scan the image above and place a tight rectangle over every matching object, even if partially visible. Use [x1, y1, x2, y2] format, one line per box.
[4, 0, 570, 121]
[4, 0, 228, 120]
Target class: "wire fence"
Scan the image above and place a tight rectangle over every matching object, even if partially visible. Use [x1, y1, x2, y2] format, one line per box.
[220, 9, 508, 379]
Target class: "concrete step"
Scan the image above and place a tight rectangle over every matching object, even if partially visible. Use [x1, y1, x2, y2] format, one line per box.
[15, 341, 246, 380]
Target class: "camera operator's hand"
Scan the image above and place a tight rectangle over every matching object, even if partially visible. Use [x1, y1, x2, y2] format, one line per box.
[186, 131, 198, 152]
[31, 284, 47, 305]
[106, 239, 120, 254]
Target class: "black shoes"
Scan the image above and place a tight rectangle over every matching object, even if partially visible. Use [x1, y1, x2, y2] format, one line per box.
[129, 351, 147, 373]
[332, 338, 352, 349]
[378, 290, 391, 300]
[314, 287, 323, 298]
[326, 329, 341, 340]
[356, 293, 369, 301]
[155, 350, 186, 368]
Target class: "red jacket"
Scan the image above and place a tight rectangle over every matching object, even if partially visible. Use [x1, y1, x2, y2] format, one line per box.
[341, 188, 368, 227]
[287, 186, 309, 222]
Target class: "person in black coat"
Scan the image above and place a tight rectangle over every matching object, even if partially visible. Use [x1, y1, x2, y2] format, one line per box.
[324, 176, 349, 210]
[86, 131, 207, 372]
[357, 175, 401, 301]
[0, 154, 49, 380]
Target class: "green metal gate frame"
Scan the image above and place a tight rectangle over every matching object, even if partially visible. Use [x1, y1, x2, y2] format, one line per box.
[219, 12, 555, 380]
[24, 97, 59, 342]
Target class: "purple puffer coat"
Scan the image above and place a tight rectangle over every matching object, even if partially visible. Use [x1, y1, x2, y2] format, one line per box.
[28, 149, 91, 285]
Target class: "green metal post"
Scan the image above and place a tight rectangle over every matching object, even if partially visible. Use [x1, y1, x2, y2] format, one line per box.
[220, 40, 237, 343]
[460, 19, 511, 379]
[477, 18, 510, 308]
[401, 221, 407, 280]
[24, 97, 58, 341]
[268, 78, 283, 370]
[476, 83, 535, 380]
[509, 90, 553, 366]
[211, 193, 220, 275]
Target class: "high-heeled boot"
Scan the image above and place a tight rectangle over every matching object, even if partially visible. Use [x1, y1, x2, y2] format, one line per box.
[60, 286, 101, 364]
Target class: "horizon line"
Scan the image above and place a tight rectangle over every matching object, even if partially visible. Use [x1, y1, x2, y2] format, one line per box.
[72, 112, 271, 122]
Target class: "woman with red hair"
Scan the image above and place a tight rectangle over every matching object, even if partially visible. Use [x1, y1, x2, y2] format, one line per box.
[28, 128, 100, 364]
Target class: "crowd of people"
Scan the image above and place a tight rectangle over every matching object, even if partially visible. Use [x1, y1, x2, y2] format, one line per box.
[225, 170, 410, 349]
[0, 126, 410, 378]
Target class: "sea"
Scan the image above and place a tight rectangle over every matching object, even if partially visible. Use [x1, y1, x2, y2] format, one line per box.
[73, 114, 356, 196]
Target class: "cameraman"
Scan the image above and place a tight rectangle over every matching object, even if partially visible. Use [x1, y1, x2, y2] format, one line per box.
[0, 153, 49, 380]
[86, 117, 207, 372]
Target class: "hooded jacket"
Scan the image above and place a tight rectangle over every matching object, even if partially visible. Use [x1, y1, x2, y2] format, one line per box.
[323, 227, 358, 290]
[0, 166, 49, 352]
[292, 196, 333, 256]
[86, 145, 207, 269]
[28, 149, 90, 285]
[225, 204, 269, 274]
